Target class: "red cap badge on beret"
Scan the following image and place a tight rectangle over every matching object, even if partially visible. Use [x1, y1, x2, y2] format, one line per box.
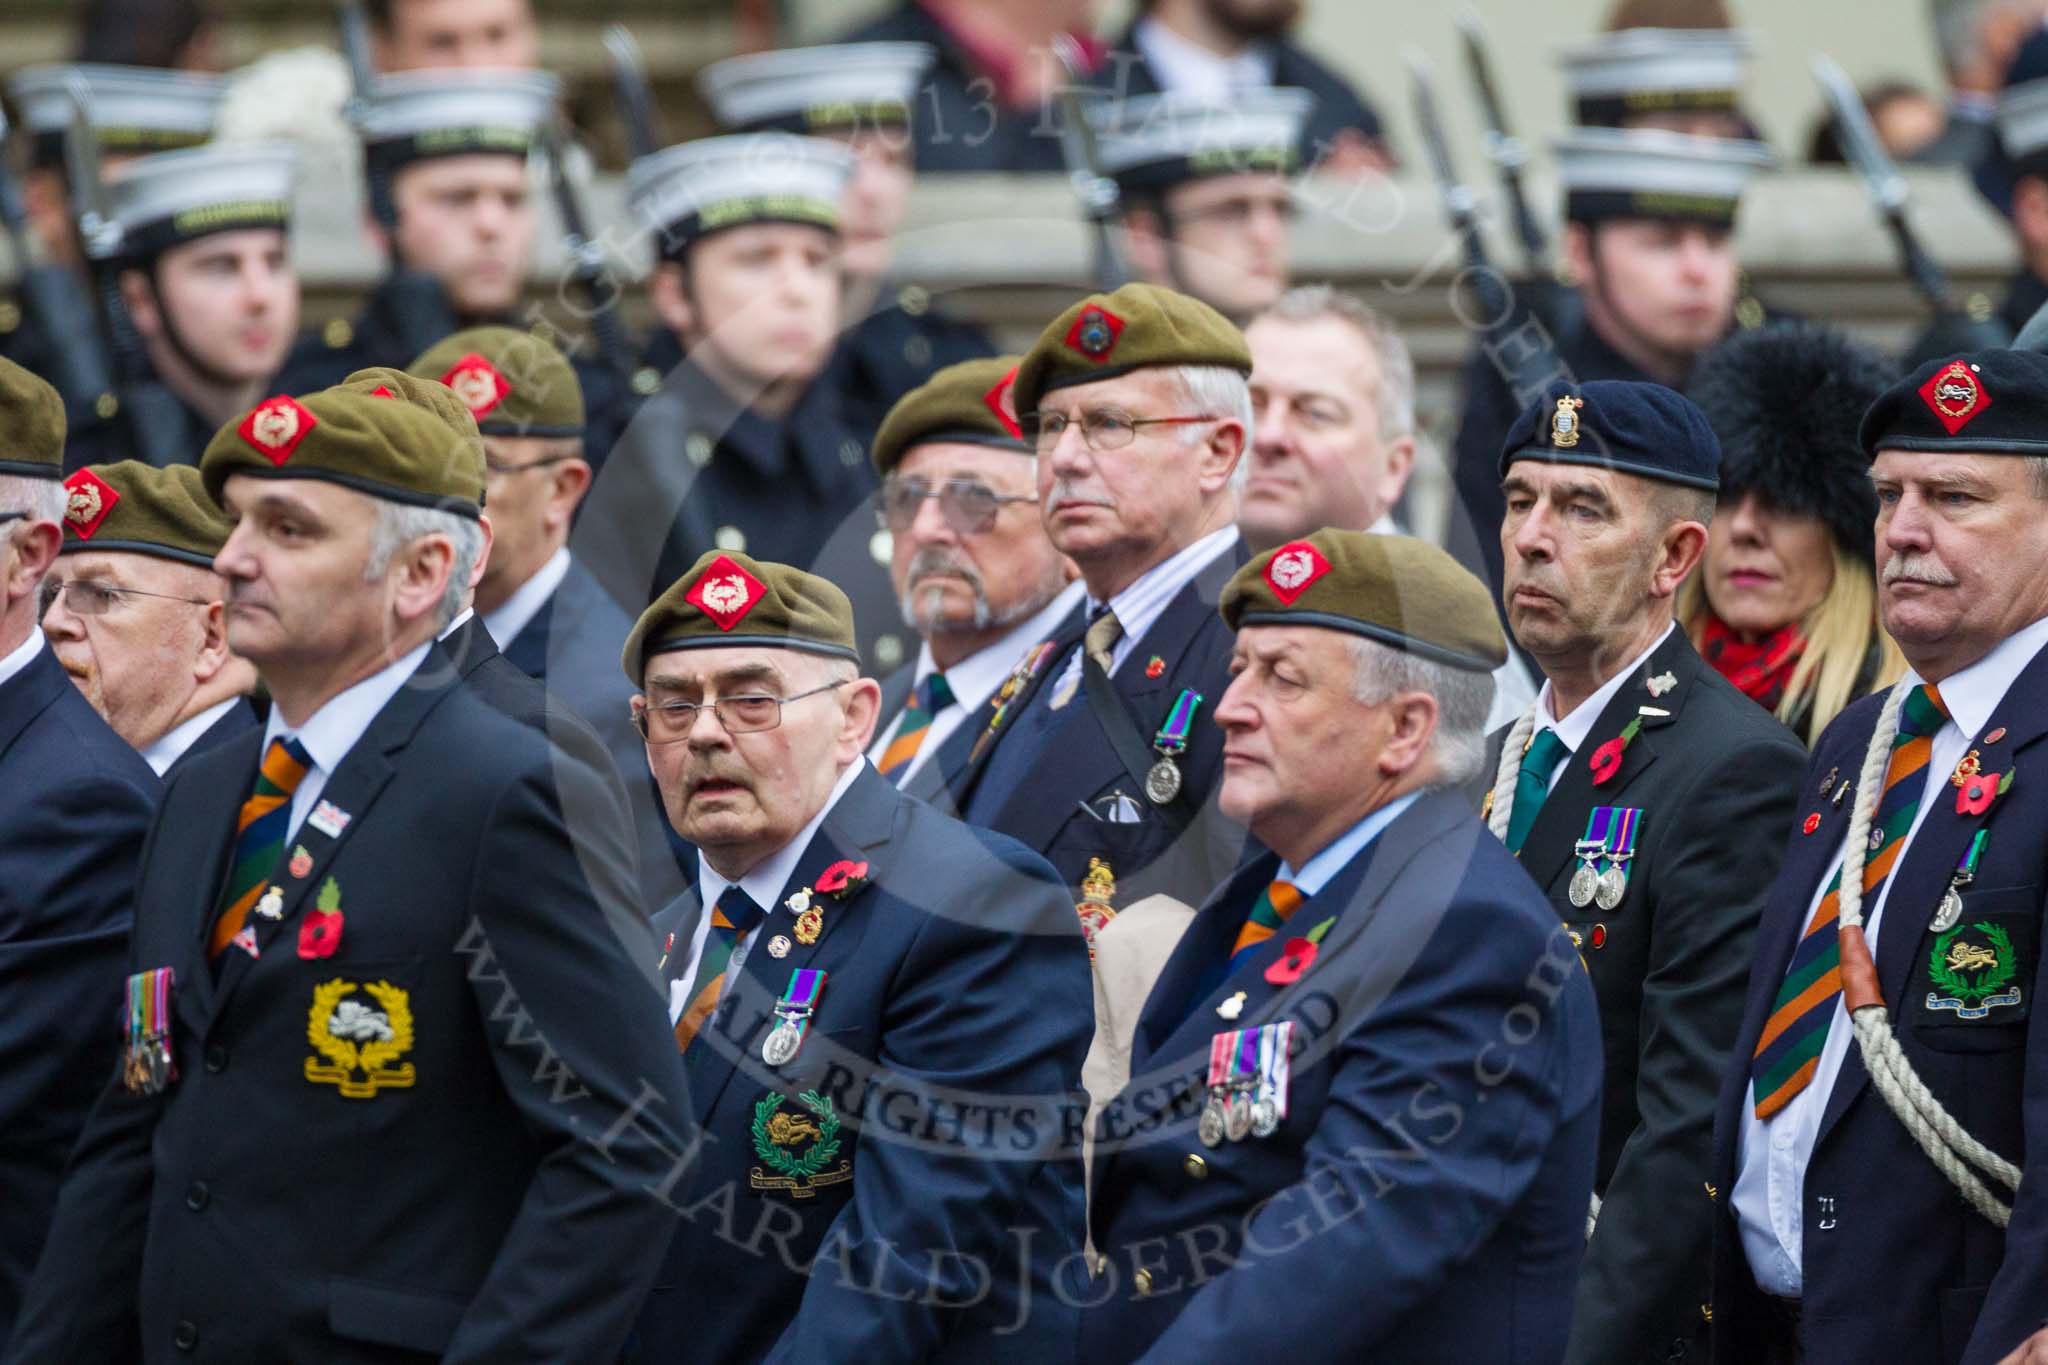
[62, 468, 118, 538]
[1064, 305, 1124, 361]
[368, 385, 396, 399]
[984, 365, 1023, 439]
[238, 395, 316, 465]
[1919, 359, 1991, 436]
[440, 352, 511, 420]
[685, 554, 767, 631]
[1263, 541, 1330, 604]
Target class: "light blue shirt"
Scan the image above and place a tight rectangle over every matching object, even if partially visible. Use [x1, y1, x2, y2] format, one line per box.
[260, 638, 434, 843]
[1277, 788, 1425, 895]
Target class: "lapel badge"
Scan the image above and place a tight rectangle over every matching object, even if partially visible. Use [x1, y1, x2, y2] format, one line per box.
[1145, 655, 1165, 679]
[1951, 749, 1982, 788]
[1550, 395, 1585, 448]
[1075, 857, 1118, 960]
[767, 934, 792, 959]
[1832, 780, 1850, 807]
[786, 888, 812, 915]
[230, 924, 261, 959]
[288, 844, 313, 879]
[1985, 727, 2008, 745]
[308, 799, 351, 838]
[1217, 990, 1246, 1021]
[297, 877, 345, 960]
[658, 931, 675, 971]
[1802, 813, 1821, 835]
[255, 884, 286, 920]
[1646, 671, 1677, 698]
[1817, 767, 1838, 799]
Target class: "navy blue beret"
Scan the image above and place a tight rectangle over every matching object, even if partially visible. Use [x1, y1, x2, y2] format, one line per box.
[1858, 349, 2048, 459]
[1498, 379, 1721, 491]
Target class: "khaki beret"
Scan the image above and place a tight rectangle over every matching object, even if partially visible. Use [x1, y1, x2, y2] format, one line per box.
[624, 549, 858, 683]
[1012, 282, 1250, 417]
[200, 386, 485, 518]
[871, 355, 1028, 476]
[406, 326, 586, 437]
[335, 366, 487, 497]
[0, 356, 66, 480]
[61, 461, 230, 567]
[1220, 529, 1508, 673]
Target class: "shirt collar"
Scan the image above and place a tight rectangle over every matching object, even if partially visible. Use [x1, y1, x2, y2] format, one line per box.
[263, 638, 434, 776]
[914, 580, 1087, 713]
[0, 627, 43, 689]
[437, 607, 474, 641]
[481, 547, 571, 650]
[1535, 622, 1674, 756]
[142, 697, 240, 777]
[1901, 611, 2048, 741]
[696, 758, 868, 919]
[1277, 789, 1423, 896]
[1088, 525, 1238, 638]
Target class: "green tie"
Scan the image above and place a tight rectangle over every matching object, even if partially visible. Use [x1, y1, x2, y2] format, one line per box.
[1504, 728, 1571, 855]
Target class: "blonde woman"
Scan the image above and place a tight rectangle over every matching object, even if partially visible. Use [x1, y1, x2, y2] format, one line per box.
[1683, 321, 1903, 745]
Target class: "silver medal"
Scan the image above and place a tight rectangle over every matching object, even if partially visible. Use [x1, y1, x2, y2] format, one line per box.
[1568, 863, 1599, 909]
[1251, 1096, 1280, 1138]
[1224, 1089, 1253, 1142]
[1931, 885, 1964, 934]
[1144, 756, 1183, 805]
[1198, 1091, 1227, 1148]
[761, 1019, 802, 1067]
[1595, 864, 1628, 911]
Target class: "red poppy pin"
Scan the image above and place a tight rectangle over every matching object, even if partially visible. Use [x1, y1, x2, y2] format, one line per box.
[297, 877, 344, 960]
[1265, 936, 1318, 986]
[1802, 813, 1821, 835]
[814, 859, 871, 899]
[1956, 770, 2012, 817]
[1145, 656, 1165, 679]
[1589, 715, 1645, 787]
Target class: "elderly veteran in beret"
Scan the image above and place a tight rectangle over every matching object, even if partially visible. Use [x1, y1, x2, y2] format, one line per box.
[1475, 379, 1805, 1365]
[627, 549, 1090, 1362]
[9, 386, 692, 1363]
[1711, 350, 2048, 1365]
[0, 359, 157, 1349]
[954, 283, 1252, 913]
[864, 355, 1080, 810]
[1682, 322, 1904, 746]
[41, 461, 260, 777]
[1080, 529, 1601, 1364]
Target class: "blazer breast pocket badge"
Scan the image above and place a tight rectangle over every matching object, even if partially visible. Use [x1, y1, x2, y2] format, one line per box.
[1913, 909, 2036, 1027]
[304, 978, 418, 1097]
[1569, 806, 1642, 911]
[750, 1088, 852, 1198]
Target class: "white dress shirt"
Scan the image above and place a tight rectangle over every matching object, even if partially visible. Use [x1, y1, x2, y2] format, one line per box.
[0, 627, 44, 689]
[1132, 16, 1277, 97]
[1527, 623, 1675, 794]
[1734, 611, 2048, 1296]
[481, 547, 571, 652]
[866, 581, 1085, 784]
[260, 639, 434, 842]
[672, 757, 868, 1024]
[1046, 525, 1238, 702]
[142, 697, 240, 777]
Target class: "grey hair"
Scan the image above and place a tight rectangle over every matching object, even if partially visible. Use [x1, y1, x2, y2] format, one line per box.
[2028, 455, 2048, 500]
[363, 500, 484, 629]
[1345, 634, 1494, 786]
[1172, 363, 1255, 448]
[1256, 283, 1416, 441]
[0, 474, 66, 527]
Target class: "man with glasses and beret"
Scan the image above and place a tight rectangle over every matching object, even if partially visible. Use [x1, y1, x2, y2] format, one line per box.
[0, 359, 158, 1352]
[866, 355, 1080, 812]
[953, 282, 1250, 916]
[41, 460, 259, 778]
[628, 548, 1089, 1361]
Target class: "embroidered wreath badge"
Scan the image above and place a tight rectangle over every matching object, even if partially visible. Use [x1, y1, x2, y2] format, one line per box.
[1927, 922, 2018, 1009]
[752, 1089, 843, 1182]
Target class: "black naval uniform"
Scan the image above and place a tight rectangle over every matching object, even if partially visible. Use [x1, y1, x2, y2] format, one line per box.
[829, 282, 994, 440]
[580, 348, 910, 675]
[1996, 268, 2048, 342]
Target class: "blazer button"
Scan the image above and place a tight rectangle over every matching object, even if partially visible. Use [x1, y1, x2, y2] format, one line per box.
[1133, 1268, 1153, 1297]
[185, 1182, 209, 1211]
[203, 1044, 228, 1073]
[1183, 1153, 1208, 1180]
[174, 1320, 198, 1351]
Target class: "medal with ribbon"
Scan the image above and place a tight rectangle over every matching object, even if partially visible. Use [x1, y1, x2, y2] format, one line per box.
[1200, 1031, 1232, 1147]
[971, 640, 1058, 761]
[1931, 829, 1990, 935]
[1251, 1020, 1294, 1137]
[1145, 689, 1204, 805]
[761, 968, 827, 1067]
[1569, 807, 1641, 911]
[122, 968, 177, 1096]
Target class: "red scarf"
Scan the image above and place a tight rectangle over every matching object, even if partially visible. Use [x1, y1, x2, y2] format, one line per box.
[1701, 614, 1807, 711]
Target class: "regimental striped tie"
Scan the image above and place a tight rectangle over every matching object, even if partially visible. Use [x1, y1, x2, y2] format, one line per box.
[673, 889, 768, 1053]
[1227, 880, 1303, 973]
[207, 736, 314, 962]
[877, 673, 955, 784]
[1751, 683, 1949, 1119]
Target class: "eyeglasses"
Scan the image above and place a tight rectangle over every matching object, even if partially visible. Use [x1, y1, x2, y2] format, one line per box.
[1021, 409, 1223, 455]
[484, 452, 581, 477]
[634, 678, 847, 743]
[878, 476, 1037, 535]
[38, 578, 211, 618]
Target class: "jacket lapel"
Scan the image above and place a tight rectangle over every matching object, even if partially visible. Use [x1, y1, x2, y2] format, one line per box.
[1132, 853, 1279, 1067]
[948, 601, 1087, 809]
[0, 642, 67, 760]
[172, 730, 266, 1036]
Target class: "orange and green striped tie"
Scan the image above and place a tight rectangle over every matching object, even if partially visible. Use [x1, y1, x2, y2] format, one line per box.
[673, 889, 767, 1053]
[877, 673, 954, 784]
[1751, 683, 1948, 1119]
[1227, 880, 1303, 973]
[207, 736, 313, 961]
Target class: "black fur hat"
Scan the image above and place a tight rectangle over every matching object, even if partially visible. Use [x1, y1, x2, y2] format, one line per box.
[1685, 321, 1894, 565]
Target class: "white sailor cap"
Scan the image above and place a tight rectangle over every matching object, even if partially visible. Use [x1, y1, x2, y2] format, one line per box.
[698, 42, 936, 134]
[1554, 126, 1776, 226]
[1556, 28, 1753, 126]
[628, 134, 854, 258]
[1089, 88, 1314, 195]
[102, 141, 299, 262]
[7, 63, 224, 167]
[352, 68, 560, 176]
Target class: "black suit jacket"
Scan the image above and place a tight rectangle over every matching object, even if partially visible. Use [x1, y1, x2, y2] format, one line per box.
[1710, 637, 2048, 1365]
[7, 641, 693, 1363]
[0, 640, 158, 1352]
[955, 546, 1247, 904]
[1478, 629, 1805, 1365]
[634, 764, 1091, 1362]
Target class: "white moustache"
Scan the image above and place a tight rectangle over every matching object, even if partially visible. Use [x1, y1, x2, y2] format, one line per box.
[1046, 481, 1116, 513]
[1882, 552, 1959, 588]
